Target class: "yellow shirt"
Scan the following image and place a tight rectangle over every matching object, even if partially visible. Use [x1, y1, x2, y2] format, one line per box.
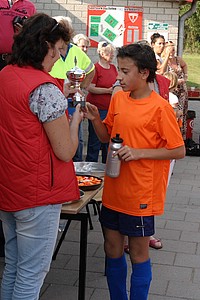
[50, 43, 94, 79]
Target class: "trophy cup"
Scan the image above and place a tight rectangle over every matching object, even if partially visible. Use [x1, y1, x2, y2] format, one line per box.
[66, 56, 86, 108]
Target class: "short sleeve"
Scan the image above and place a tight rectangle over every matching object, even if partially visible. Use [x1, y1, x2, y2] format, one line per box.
[103, 96, 115, 135]
[29, 83, 68, 123]
[157, 104, 184, 149]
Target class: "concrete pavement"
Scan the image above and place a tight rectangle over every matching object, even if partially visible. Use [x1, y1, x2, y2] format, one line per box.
[41, 155, 200, 300]
[1, 155, 200, 299]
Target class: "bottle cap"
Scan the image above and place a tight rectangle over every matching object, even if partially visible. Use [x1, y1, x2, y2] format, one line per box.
[111, 133, 123, 143]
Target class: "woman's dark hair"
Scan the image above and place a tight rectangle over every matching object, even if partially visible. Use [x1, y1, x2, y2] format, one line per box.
[150, 32, 165, 45]
[9, 13, 71, 69]
[117, 43, 157, 82]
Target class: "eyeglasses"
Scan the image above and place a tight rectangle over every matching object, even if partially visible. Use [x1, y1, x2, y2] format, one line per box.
[102, 42, 108, 47]
[50, 21, 59, 33]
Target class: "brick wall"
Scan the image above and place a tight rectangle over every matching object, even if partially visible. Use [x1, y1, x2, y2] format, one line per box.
[31, 1, 200, 146]
[31, 0, 180, 62]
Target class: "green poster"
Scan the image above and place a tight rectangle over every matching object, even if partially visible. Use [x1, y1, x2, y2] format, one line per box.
[103, 28, 116, 42]
[90, 24, 99, 36]
[90, 16, 101, 23]
[105, 14, 118, 28]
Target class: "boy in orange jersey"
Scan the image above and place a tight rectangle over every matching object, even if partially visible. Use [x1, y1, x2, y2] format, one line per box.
[84, 43, 185, 300]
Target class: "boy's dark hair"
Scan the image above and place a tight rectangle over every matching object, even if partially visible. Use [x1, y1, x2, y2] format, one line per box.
[9, 13, 71, 70]
[150, 32, 165, 45]
[117, 43, 157, 82]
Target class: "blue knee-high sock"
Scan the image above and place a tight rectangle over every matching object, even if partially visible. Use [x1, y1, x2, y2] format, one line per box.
[130, 259, 152, 300]
[106, 254, 128, 300]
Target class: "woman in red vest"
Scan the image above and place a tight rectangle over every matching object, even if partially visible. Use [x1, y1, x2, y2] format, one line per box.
[0, 13, 83, 300]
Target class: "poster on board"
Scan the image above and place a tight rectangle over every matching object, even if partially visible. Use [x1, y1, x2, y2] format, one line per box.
[147, 22, 169, 44]
[87, 5, 143, 47]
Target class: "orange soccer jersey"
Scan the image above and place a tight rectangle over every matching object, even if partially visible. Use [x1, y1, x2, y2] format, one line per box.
[102, 90, 184, 217]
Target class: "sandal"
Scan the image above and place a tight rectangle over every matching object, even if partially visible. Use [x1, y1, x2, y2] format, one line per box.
[124, 244, 129, 254]
[149, 237, 163, 249]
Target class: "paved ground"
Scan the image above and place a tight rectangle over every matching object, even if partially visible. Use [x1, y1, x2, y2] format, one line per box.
[1, 155, 200, 300]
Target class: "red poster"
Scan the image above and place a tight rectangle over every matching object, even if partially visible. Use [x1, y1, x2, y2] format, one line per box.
[87, 5, 143, 47]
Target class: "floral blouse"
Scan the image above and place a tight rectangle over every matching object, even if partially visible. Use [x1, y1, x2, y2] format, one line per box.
[29, 83, 68, 122]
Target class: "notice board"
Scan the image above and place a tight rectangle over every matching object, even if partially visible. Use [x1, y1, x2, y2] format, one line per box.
[87, 5, 143, 47]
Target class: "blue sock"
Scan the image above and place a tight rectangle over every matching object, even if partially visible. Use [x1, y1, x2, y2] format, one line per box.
[130, 259, 152, 300]
[106, 254, 128, 300]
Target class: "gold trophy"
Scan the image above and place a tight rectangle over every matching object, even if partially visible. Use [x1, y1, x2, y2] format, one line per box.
[66, 57, 86, 108]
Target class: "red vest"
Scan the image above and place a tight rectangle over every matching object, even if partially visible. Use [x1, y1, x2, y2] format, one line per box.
[0, 65, 79, 211]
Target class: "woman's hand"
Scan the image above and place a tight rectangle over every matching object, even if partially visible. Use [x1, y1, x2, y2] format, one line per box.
[178, 78, 185, 85]
[165, 45, 172, 56]
[13, 23, 23, 35]
[84, 102, 100, 121]
[71, 103, 84, 124]
[63, 82, 85, 98]
[107, 87, 113, 94]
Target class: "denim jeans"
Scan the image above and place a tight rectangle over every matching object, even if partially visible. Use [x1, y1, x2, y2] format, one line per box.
[0, 204, 62, 300]
[0, 220, 5, 256]
[86, 109, 108, 163]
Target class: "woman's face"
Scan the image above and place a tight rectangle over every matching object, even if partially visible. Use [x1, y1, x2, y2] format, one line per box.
[169, 45, 175, 57]
[44, 39, 65, 72]
[57, 40, 68, 57]
[54, 39, 65, 60]
[101, 49, 115, 63]
[77, 39, 89, 53]
[152, 37, 165, 55]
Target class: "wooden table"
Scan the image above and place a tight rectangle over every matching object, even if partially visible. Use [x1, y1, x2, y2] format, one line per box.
[52, 185, 103, 300]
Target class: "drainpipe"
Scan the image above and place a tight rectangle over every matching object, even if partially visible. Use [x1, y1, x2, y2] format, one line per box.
[178, 0, 198, 56]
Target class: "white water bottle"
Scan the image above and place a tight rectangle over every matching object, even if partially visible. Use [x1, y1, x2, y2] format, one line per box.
[106, 133, 123, 178]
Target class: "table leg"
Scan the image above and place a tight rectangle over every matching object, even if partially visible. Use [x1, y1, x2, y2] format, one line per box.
[52, 219, 71, 260]
[52, 212, 89, 300]
[78, 213, 88, 300]
[86, 204, 94, 230]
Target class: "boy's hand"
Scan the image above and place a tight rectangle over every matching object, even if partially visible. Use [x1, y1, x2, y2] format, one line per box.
[84, 103, 100, 121]
[116, 145, 141, 161]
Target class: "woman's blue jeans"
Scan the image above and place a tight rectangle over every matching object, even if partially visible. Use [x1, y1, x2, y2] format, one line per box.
[0, 204, 62, 300]
[86, 109, 108, 163]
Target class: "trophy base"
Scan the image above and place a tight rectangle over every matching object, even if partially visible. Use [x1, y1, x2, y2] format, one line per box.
[74, 100, 86, 108]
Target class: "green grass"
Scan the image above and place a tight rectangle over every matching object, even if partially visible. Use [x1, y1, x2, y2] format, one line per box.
[183, 53, 200, 88]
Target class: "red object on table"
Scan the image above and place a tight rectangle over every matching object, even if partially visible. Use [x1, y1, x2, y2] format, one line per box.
[188, 88, 200, 99]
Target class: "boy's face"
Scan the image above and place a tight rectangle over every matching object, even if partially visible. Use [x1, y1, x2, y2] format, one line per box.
[117, 57, 147, 92]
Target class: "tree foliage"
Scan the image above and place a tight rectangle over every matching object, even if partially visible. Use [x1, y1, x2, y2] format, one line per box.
[180, 1, 200, 53]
